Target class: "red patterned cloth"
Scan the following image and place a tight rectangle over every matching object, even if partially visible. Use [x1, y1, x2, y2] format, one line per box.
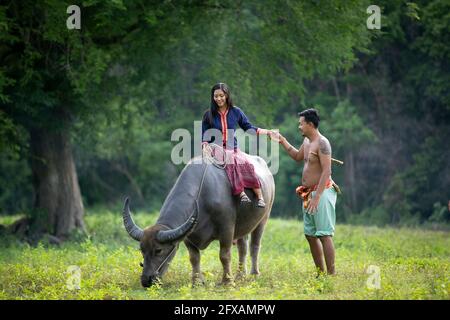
[209, 146, 261, 195]
[295, 179, 334, 209]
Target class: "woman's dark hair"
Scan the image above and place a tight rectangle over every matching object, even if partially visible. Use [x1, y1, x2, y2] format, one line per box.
[205, 83, 234, 125]
[298, 108, 320, 128]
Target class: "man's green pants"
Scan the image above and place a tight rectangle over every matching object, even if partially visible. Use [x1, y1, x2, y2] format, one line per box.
[302, 187, 337, 237]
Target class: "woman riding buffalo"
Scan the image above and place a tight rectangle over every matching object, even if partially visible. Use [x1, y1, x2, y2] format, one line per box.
[201, 82, 274, 208]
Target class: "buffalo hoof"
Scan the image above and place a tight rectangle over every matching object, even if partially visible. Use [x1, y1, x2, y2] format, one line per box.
[219, 274, 235, 287]
[235, 271, 247, 281]
[219, 280, 236, 287]
[192, 273, 206, 287]
[250, 269, 260, 276]
[235, 265, 247, 280]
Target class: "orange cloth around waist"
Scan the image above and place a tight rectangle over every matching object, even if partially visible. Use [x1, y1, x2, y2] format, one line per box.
[296, 179, 334, 209]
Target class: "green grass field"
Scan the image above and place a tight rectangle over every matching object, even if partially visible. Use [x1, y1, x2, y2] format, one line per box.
[0, 211, 449, 300]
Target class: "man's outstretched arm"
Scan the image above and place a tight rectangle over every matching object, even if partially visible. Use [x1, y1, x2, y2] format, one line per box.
[271, 131, 304, 162]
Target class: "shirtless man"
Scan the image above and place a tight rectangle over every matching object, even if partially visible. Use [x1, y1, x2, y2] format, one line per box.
[271, 108, 337, 275]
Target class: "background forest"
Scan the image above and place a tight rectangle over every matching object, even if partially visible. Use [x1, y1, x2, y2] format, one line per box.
[1, 0, 449, 240]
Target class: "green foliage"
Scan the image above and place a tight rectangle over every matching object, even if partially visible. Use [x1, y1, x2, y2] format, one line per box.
[384, 136, 450, 223]
[294, 0, 450, 223]
[0, 211, 449, 299]
[430, 202, 449, 222]
[0, 0, 448, 229]
[0, 0, 373, 215]
[0, 110, 23, 154]
[0, 104, 30, 213]
[323, 99, 377, 150]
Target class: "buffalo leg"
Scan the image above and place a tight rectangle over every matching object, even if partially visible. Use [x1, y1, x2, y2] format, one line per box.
[236, 236, 248, 278]
[219, 239, 233, 284]
[185, 240, 204, 286]
[250, 220, 267, 275]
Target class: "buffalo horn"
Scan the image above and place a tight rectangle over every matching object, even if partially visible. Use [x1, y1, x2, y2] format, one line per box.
[122, 197, 144, 241]
[156, 207, 198, 243]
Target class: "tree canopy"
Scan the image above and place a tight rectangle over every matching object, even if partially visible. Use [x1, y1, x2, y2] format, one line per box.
[0, 0, 448, 238]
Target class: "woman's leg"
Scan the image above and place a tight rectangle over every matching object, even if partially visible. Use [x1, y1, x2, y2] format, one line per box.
[253, 188, 265, 207]
[253, 188, 263, 200]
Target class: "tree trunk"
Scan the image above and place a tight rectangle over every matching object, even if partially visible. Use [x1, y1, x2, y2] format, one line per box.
[29, 126, 85, 239]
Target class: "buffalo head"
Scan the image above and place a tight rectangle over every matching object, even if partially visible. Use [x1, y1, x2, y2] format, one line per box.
[122, 198, 197, 287]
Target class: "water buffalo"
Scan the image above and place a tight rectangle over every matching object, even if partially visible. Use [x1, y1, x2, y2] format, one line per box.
[123, 150, 275, 287]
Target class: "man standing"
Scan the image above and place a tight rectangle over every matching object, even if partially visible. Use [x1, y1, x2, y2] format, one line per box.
[271, 108, 338, 275]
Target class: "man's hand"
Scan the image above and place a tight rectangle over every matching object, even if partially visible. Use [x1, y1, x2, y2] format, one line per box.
[269, 130, 283, 143]
[306, 194, 320, 215]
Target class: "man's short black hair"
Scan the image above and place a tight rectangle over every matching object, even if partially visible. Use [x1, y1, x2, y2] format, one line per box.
[298, 108, 320, 128]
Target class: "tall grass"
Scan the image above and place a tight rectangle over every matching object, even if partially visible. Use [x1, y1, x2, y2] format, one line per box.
[0, 210, 449, 300]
